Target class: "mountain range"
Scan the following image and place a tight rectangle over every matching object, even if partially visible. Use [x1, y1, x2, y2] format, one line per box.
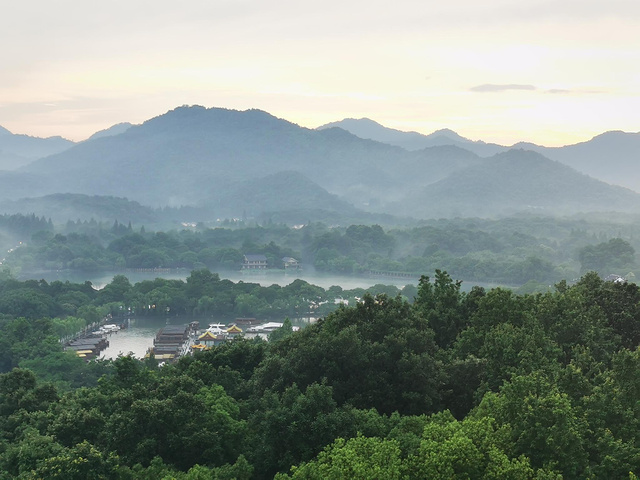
[317, 119, 506, 157]
[320, 118, 640, 193]
[396, 149, 640, 218]
[0, 106, 639, 222]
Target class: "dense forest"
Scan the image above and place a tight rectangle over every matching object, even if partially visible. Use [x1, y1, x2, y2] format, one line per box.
[0, 269, 639, 478]
[2, 213, 640, 289]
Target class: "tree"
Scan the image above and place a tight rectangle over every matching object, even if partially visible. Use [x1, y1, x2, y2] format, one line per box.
[25, 440, 123, 480]
[415, 270, 467, 349]
[255, 293, 443, 415]
[268, 318, 294, 343]
[0, 368, 58, 417]
[247, 383, 363, 478]
[405, 411, 556, 479]
[578, 238, 635, 274]
[0, 428, 65, 478]
[573, 272, 640, 349]
[476, 372, 589, 479]
[275, 435, 404, 480]
[97, 275, 132, 304]
[186, 269, 221, 299]
[99, 373, 245, 470]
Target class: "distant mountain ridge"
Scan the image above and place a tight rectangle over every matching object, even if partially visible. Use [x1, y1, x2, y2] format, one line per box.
[511, 131, 640, 192]
[0, 120, 135, 171]
[317, 118, 507, 156]
[321, 118, 640, 192]
[396, 149, 640, 218]
[0, 105, 639, 221]
[0, 126, 75, 170]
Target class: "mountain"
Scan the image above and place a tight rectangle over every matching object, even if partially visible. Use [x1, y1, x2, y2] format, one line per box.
[1, 106, 638, 221]
[317, 118, 437, 151]
[215, 171, 359, 216]
[512, 131, 640, 193]
[322, 119, 640, 194]
[0, 127, 75, 170]
[317, 118, 507, 156]
[396, 149, 640, 218]
[87, 122, 133, 141]
[15, 106, 476, 210]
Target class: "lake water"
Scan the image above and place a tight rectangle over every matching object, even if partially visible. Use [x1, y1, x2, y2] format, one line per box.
[99, 318, 162, 359]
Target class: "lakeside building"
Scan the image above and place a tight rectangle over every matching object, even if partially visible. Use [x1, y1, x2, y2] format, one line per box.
[242, 254, 268, 271]
[282, 256, 301, 271]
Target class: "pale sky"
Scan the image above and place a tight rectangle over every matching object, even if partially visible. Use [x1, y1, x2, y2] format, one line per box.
[1, 0, 639, 146]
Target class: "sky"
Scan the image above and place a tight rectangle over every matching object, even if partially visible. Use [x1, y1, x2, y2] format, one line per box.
[1, 0, 639, 146]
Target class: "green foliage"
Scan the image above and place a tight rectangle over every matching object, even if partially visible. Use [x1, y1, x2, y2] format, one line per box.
[0, 428, 65, 478]
[275, 435, 404, 480]
[579, 237, 635, 274]
[405, 411, 553, 479]
[254, 293, 444, 415]
[477, 372, 589, 478]
[22, 440, 123, 480]
[247, 383, 357, 477]
[415, 270, 468, 348]
[268, 318, 294, 343]
[1, 269, 640, 479]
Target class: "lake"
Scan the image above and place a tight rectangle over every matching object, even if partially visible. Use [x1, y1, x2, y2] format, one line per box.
[99, 318, 165, 359]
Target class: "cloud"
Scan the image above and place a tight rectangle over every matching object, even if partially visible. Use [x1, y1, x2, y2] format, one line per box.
[469, 84, 537, 93]
[544, 88, 607, 95]
[546, 89, 572, 94]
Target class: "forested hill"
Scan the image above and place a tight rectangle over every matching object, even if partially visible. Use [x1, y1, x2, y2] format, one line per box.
[2, 105, 639, 219]
[515, 130, 640, 193]
[214, 171, 359, 216]
[17, 106, 414, 209]
[400, 149, 640, 218]
[0, 194, 160, 225]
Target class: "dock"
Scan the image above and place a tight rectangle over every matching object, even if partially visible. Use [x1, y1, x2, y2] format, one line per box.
[148, 322, 198, 363]
[65, 336, 109, 360]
